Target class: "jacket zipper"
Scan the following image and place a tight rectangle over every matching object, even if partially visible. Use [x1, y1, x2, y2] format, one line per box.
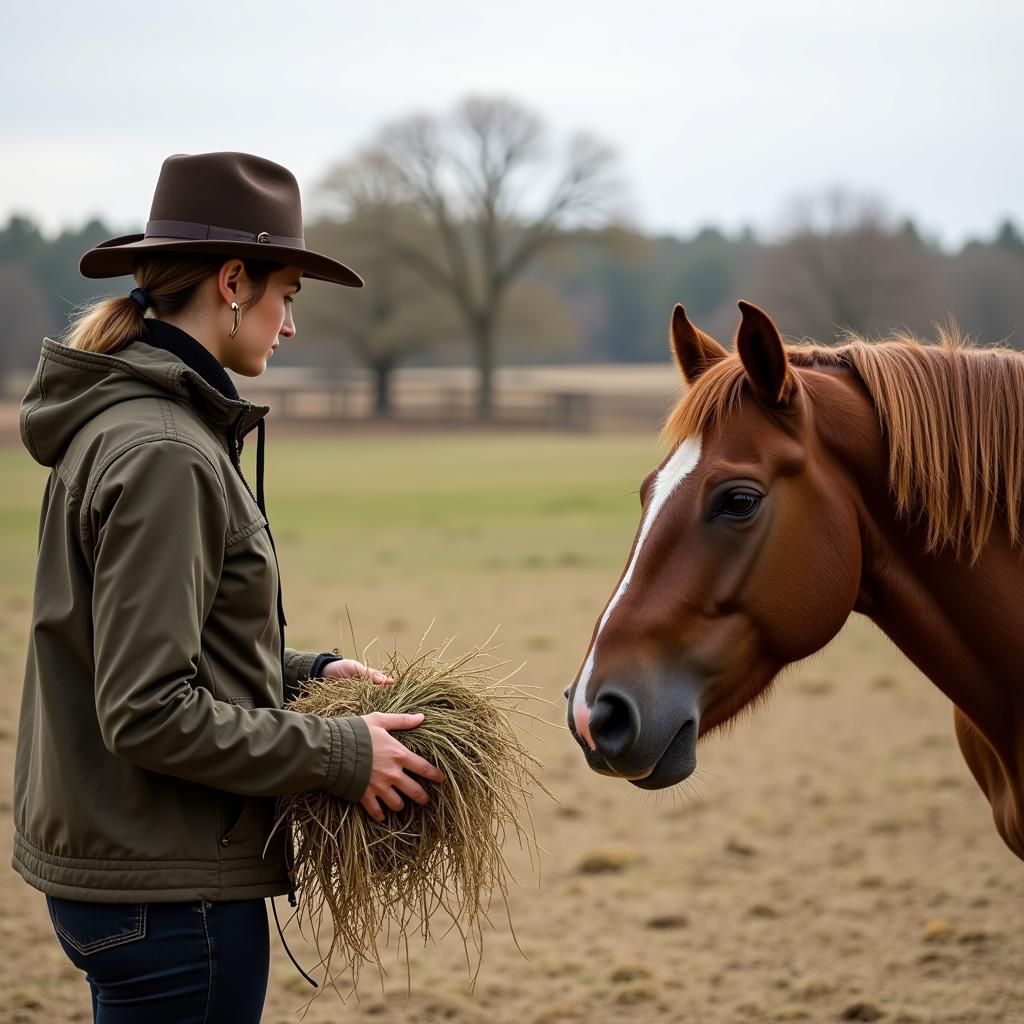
[228, 410, 254, 493]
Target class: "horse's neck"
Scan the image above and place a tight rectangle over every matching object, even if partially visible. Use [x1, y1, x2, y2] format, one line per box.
[812, 366, 1024, 744]
[808, 364, 1024, 854]
[860, 526, 1024, 740]
[862, 523, 1024, 854]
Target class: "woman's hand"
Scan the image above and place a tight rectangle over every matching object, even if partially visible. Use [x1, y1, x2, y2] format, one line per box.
[359, 712, 445, 823]
[322, 658, 393, 685]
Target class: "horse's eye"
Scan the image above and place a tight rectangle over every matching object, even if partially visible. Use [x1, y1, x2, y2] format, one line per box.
[715, 491, 762, 519]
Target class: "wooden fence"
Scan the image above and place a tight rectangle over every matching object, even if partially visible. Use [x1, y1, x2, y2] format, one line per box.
[2, 363, 683, 433]
[239, 364, 682, 432]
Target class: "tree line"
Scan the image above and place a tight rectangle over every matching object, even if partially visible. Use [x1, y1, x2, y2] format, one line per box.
[2, 97, 1022, 417]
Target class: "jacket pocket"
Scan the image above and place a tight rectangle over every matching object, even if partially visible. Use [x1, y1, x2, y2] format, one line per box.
[46, 896, 147, 956]
[220, 796, 278, 858]
[220, 797, 258, 849]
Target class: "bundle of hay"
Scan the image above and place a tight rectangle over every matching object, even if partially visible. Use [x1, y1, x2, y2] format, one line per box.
[274, 636, 547, 994]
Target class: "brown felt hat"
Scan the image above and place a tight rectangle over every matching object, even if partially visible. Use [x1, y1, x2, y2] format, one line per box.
[79, 151, 363, 287]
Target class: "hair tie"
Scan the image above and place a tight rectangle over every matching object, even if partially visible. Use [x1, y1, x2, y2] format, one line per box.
[129, 287, 150, 310]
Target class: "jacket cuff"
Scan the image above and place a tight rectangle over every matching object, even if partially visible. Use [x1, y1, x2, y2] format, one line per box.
[323, 716, 372, 801]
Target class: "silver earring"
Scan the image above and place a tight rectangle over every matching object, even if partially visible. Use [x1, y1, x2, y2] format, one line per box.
[229, 301, 240, 339]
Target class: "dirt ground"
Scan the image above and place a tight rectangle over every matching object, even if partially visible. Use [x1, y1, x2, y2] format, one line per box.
[0, 433, 1021, 1024]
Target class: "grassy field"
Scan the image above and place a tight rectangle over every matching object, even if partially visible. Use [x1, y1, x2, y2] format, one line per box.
[1, 432, 1022, 1024]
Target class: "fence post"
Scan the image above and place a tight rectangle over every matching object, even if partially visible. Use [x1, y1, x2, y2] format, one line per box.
[550, 392, 591, 431]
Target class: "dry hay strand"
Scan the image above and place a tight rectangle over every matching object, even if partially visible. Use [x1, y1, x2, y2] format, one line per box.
[272, 633, 550, 999]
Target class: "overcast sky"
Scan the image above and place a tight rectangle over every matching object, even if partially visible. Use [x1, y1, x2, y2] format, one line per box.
[2, 0, 1020, 249]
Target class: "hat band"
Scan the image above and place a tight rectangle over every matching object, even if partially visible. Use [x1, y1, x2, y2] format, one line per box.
[145, 219, 304, 248]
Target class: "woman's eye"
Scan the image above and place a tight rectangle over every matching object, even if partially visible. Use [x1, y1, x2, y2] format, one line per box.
[715, 491, 762, 519]
[285, 296, 294, 305]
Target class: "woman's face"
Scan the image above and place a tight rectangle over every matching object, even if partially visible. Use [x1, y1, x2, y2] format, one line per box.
[225, 263, 301, 376]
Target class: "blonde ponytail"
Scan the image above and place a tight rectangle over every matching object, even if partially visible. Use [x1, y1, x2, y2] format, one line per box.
[63, 295, 148, 353]
[62, 254, 282, 353]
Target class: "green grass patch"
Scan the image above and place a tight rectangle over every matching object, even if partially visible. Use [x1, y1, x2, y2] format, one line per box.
[2, 431, 661, 637]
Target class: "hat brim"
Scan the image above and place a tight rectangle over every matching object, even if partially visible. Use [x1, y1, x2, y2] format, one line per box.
[80, 233, 364, 288]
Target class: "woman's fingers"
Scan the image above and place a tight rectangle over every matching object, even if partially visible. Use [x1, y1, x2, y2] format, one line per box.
[361, 793, 385, 823]
[401, 750, 445, 784]
[378, 786, 405, 813]
[362, 785, 404, 816]
[326, 660, 394, 684]
[358, 712, 443, 821]
[368, 711, 425, 732]
[350, 661, 393, 684]
[394, 773, 430, 806]
[360, 775, 432, 820]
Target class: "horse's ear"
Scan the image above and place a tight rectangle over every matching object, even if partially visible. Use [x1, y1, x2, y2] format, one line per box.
[670, 304, 728, 385]
[736, 301, 790, 405]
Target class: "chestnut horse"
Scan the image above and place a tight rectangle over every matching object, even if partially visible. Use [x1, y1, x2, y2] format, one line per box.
[566, 301, 1024, 860]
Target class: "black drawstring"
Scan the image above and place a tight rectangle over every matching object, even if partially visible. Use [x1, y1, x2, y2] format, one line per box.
[254, 416, 317, 989]
[255, 417, 267, 517]
[271, 896, 319, 989]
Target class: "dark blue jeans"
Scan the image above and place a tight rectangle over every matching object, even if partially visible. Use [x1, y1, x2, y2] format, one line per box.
[45, 895, 269, 1023]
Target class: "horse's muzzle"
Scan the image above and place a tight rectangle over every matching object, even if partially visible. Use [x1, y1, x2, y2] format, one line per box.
[628, 713, 699, 789]
[566, 676, 701, 788]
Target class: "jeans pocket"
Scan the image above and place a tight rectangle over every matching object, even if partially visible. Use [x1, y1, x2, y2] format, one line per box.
[46, 896, 147, 956]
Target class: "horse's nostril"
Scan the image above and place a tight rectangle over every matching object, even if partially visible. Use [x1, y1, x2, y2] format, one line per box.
[590, 690, 640, 761]
[563, 686, 571, 700]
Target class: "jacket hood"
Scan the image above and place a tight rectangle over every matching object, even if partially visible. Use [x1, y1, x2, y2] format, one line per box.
[20, 329, 268, 468]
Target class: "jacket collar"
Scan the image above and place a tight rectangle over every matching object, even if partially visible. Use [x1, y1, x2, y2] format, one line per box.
[21, 330, 269, 469]
[141, 318, 240, 403]
[137, 321, 272, 519]
[120, 323, 267, 438]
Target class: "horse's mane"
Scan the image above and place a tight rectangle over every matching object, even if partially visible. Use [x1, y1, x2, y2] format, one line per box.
[662, 325, 1024, 561]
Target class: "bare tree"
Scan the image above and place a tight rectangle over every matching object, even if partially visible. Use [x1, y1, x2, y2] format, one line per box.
[318, 96, 621, 417]
[303, 214, 460, 416]
[945, 242, 1024, 348]
[755, 188, 941, 341]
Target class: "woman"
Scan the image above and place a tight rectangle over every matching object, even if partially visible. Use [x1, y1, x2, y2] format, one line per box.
[12, 151, 444, 1022]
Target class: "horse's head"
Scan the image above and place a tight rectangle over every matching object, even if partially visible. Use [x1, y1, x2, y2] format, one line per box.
[566, 301, 866, 789]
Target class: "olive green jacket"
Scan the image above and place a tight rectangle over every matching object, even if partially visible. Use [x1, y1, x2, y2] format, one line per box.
[12, 330, 371, 902]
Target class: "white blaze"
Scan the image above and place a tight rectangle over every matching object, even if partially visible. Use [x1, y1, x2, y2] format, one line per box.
[572, 436, 703, 748]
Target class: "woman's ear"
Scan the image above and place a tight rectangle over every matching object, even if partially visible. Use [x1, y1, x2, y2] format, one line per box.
[217, 259, 245, 304]
[735, 300, 790, 405]
[669, 304, 728, 386]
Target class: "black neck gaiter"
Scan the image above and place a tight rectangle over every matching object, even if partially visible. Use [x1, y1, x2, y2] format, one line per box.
[141, 318, 241, 402]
